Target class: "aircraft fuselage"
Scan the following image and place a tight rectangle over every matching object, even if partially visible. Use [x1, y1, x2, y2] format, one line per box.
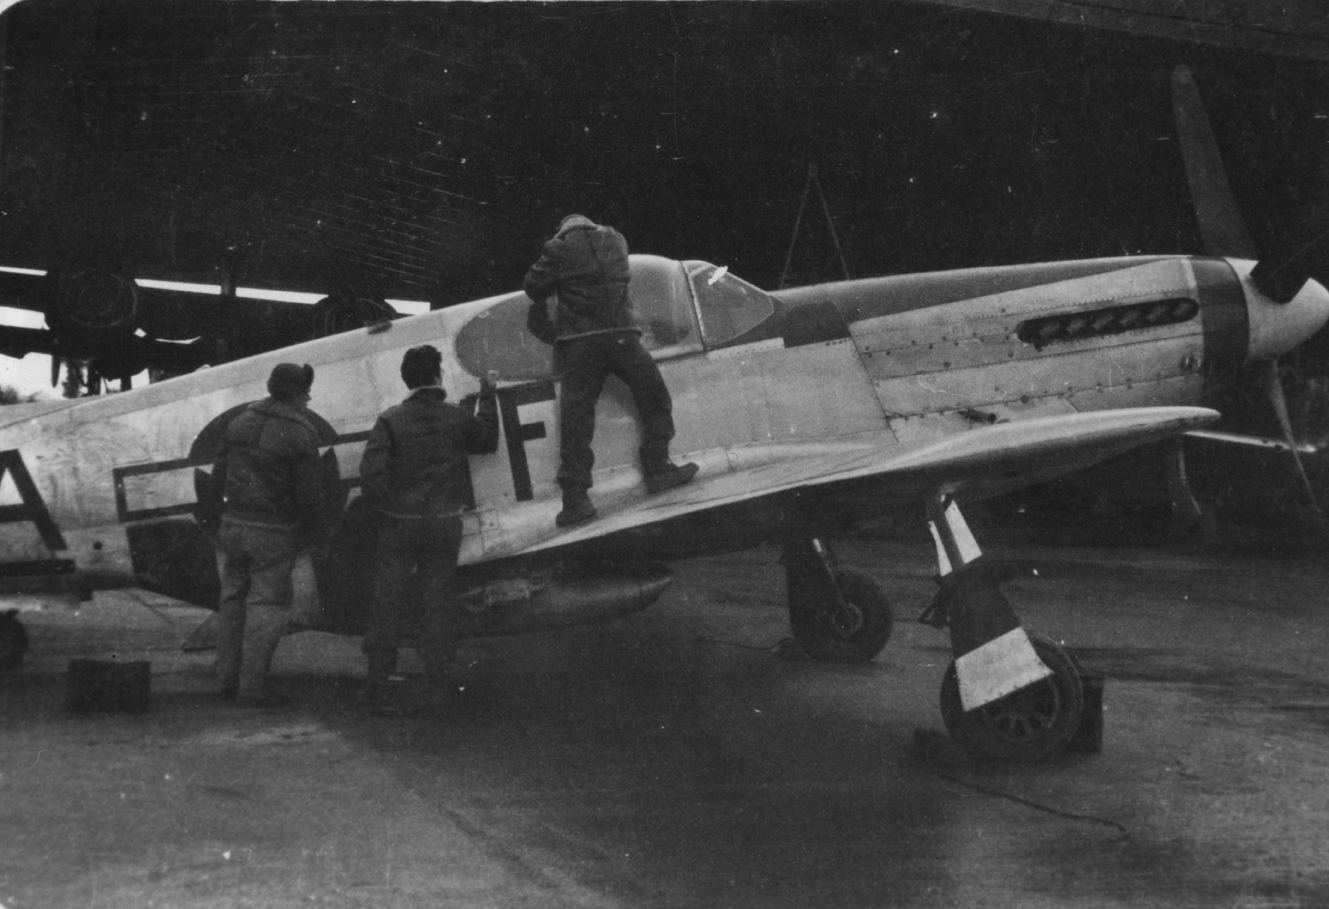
[0, 253, 1323, 635]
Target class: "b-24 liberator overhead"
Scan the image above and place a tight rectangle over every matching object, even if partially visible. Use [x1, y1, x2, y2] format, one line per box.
[0, 67, 1324, 762]
[0, 261, 399, 388]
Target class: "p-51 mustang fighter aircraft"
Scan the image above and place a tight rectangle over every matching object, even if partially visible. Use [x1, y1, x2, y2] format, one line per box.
[0, 67, 1325, 762]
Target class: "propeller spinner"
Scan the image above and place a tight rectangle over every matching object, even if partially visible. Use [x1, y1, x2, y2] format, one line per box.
[1173, 64, 1329, 521]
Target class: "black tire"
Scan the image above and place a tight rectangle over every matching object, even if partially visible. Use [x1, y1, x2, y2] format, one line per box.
[940, 631, 1084, 762]
[0, 611, 29, 671]
[790, 569, 893, 663]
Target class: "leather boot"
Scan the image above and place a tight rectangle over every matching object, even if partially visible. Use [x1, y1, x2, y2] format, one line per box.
[644, 461, 699, 494]
[556, 487, 597, 528]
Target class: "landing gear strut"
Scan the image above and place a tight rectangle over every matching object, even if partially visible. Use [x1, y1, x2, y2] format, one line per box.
[925, 496, 1089, 762]
[784, 536, 893, 662]
[0, 609, 29, 670]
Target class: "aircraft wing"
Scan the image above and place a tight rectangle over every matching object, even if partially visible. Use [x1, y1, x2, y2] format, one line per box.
[513, 406, 1219, 556]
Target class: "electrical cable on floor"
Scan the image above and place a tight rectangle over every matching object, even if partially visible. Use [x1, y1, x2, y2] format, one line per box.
[692, 633, 784, 652]
[923, 764, 1131, 840]
[694, 635, 810, 660]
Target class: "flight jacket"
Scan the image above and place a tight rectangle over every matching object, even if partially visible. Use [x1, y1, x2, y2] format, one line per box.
[359, 385, 499, 519]
[214, 397, 329, 544]
[523, 216, 639, 343]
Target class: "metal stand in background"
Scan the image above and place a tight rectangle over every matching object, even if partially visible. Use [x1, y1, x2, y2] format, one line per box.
[779, 163, 852, 289]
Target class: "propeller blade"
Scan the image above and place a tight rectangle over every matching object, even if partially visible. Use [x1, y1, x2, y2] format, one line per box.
[50, 355, 60, 388]
[1172, 65, 1314, 302]
[1171, 65, 1257, 261]
[1263, 357, 1324, 520]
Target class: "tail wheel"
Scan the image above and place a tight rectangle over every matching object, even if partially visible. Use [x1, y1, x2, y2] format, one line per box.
[0, 611, 29, 671]
[940, 632, 1084, 762]
[790, 569, 893, 663]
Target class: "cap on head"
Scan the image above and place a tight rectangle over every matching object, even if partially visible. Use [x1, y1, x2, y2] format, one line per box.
[558, 213, 595, 232]
[401, 345, 443, 390]
[267, 363, 315, 402]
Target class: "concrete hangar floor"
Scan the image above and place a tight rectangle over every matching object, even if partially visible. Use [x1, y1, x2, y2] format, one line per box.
[2, 536, 1328, 909]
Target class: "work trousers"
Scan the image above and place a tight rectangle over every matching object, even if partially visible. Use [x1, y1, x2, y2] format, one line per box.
[556, 332, 674, 492]
[215, 519, 300, 698]
[364, 513, 464, 686]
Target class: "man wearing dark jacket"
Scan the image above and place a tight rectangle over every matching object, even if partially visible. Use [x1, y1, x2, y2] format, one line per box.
[358, 345, 499, 716]
[524, 213, 697, 527]
[212, 362, 329, 708]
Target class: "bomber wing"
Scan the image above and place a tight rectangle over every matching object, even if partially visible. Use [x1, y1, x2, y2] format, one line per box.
[0, 268, 401, 381]
[511, 406, 1219, 557]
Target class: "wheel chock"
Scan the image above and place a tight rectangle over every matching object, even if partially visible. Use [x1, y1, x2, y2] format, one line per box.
[1066, 668, 1105, 754]
[65, 658, 151, 714]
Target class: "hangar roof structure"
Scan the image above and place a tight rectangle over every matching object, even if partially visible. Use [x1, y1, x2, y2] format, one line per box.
[0, 0, 1324, 309]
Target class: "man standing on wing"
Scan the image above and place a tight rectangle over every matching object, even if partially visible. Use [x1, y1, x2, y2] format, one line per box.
[524, 213, 697, 528]
[358, 345, 499, 716]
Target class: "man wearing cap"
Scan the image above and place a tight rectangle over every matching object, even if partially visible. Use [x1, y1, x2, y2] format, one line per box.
[358, 345, 499, 717]
[211, 362, 330, 708]
[524, 213, 697, 528]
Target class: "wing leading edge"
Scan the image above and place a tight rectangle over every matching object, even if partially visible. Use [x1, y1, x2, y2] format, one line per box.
[509, 406, 1219, 557]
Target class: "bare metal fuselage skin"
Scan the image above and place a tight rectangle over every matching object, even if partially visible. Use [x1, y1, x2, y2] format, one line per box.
[0, 253, 1323, 635]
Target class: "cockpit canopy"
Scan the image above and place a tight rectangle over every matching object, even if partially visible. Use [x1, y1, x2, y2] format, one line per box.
[454, 255, 779, 381]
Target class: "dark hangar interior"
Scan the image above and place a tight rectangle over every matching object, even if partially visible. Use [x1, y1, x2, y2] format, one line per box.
[0, 0, 1326, 538]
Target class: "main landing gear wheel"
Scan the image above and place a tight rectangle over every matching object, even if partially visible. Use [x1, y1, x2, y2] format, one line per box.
[790, 569, 894, 663]
[939, 632, 1084, 762]
[0, 609, 29, 671]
